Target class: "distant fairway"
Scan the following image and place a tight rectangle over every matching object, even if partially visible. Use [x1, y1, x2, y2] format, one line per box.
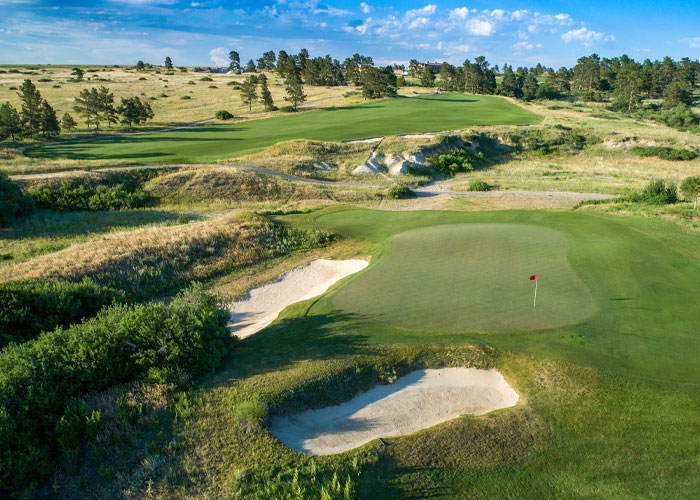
[331, 223, 595, 332]
[27, 93, 540, 163]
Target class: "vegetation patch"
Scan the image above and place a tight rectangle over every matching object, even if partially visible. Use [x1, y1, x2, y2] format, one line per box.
[630, 145, 696, 161]
[386, 185, 416, 199]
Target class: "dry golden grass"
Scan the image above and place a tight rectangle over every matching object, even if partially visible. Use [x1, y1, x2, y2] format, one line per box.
[0, 213, 260, 282]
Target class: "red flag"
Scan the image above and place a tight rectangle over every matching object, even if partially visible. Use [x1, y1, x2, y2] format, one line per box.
[529, 275, 538, 280]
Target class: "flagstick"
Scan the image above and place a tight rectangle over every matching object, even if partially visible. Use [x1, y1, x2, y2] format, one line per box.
[533, 279, 537, 307]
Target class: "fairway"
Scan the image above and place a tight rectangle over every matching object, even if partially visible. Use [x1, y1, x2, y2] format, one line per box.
[27, 94, 540, 163]
[331, 223, 595, 332]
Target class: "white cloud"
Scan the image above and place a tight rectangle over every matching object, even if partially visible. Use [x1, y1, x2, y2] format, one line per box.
[561, 27, 614, 46]
[208, 46, 228, 66]
[466, 19, 494, 36]
[407, 16, 430, 30]
[512, 9, 529, 21]
[405, 4, 436, 19]
[314, 5, 352, 16]
[360, 1, 371, 14]
[449, 7, 468, 21]
[681, 36, 700, 48]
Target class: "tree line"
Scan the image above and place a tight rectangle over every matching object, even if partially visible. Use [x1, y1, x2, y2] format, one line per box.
[0, 79, 155, 142]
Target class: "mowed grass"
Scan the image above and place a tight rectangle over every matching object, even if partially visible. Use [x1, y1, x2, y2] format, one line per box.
[307, 208, 700, 383]
[331, 223, 595, 332]
[26, 93, 540, 163]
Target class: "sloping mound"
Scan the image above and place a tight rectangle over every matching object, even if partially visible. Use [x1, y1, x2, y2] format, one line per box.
[270, 367, 518, 454]
[229, 258, 368, 338]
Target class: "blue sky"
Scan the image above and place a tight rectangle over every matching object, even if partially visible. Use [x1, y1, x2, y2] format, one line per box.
[1, 0, 699, 68]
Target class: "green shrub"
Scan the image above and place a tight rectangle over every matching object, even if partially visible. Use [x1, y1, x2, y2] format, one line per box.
[236, 396, 267, 434]
[630, 145, 696, 161]
[181, 95, 192, 100]
[215, 109, 234, 120]
[468, 180, 490, 191]
[0, 172, 35, 227]
[0, 277, 126, 348]
[627, 179, 679, 205]
[138, 77, 147, 81]
[279, 105, 296, 112]
[680, 176, 700, 205]
[30, 177, 152, 212]
[199, 76, 213, 81]
[386, 185, 416, 199]
[427, 149, 484, 176]
[0, 285, 234, 495]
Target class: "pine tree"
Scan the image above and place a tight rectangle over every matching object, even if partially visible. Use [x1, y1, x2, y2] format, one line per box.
[61, 112, 77, 132]
[0, 102, 23, 141]
[74, 87, 103, 130]
[18, 79, 43, 135]
[164, 56, 173, 70]
[117, 96, 154, 129]
[420, 66, 435, 87]
[522, 72, 539, 101]
[259, 74, 275, 110]
[284, 71, 307, 111]
[500, 67, 522, 98]
[239, 75, 258, 111]
[245, 59, 257, 72]
[228, 51, 241, 72]
[97, 86, 117, 128]
[70, 67, 84, 82]
[39, 100, 60, 137]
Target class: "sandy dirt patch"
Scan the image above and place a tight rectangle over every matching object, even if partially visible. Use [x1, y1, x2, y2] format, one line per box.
[270, 367, 519, 454]
[228, 258, 368, 338]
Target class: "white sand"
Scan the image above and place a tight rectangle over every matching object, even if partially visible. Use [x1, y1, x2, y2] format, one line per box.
[228, 259, 368, 338]
[270, 367, 519, 455]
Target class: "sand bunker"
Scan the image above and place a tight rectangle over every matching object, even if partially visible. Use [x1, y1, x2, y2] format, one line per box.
[228, 259, 368, 338]
[270, 367, 519, 454]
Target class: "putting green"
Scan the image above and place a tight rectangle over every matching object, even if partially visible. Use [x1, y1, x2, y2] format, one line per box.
[331, 223, 595, 332]
[26, 93, 540, 163]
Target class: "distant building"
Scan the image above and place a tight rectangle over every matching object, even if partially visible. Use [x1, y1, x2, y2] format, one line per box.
[193, 67, 232, 74]
[418, 61, 444, 73]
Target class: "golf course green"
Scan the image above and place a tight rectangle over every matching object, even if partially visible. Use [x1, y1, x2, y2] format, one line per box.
[26, 93, 540, 163]
[301, 208, 700, 383]
[331, 223, 596, 332]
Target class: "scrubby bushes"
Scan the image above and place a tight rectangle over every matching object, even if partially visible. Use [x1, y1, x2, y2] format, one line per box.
[0, 172, 35, 227]
[630, 145, 696, 161]
[0, 285, 234, 495]
[0, 277, 126, 348]
[386, 185, 416, 199]
[427, 149, 484, 176]
[628, 179, 679, 205]
[508, 127, 596, 156]
[680, 176, 700, 207]
[468, 180, 490, 191]
[215, 109, 234, 120]
[634, 105, 700, 132]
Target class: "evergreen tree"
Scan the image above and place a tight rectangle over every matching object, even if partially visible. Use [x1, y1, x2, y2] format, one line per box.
[500, 67, 522, 98]
[97, 86, 117, 128]
[245, 59, 257, 72]
[228, 51, 241, 72]
[136, 60, 146, 71]
[39, 100, 60, 137]
[0, 102, 23, 141]
[74, 87, 103, 130]
[664, 81, 693, 107]
[420, 65, 435, 87]
[117, 96, 154, 129]
[259, 74, 275, 110]
[61, 112, 77, 132]
[361, 67, 397, 99]
[70, 67, 84, 82]
[164, 56, 173, 70]
[522, 72, 539, 101]
[18, 79, 43, 135]
[239, 75, 258, 111]
[284, 70, 307, 111]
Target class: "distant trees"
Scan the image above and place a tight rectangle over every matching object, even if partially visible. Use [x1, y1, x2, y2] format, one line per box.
[136, 60, 146, 71]
[61, 112, 77, 132]
[420, 66, 435, 87]
[228, 51, 241, 72]
[245, 59, 257, 72]
[18, 79, 43, 135]
[239, 75, 258, 111]
[680, 176, 700, 208]
[257, 51, 276, 70]
[117, 96, 154, 129]
[500, 67, 522, 98]
[70, 67, 84, 82]
[39, 100, 60, 137]
[164, 56, 173, 70]
[259, 74, 275, 110]
[284, 71, 307, 111]
[361, 67, 397, 99]
[0, 102, 23, 141]
[74, 87, 105, 130]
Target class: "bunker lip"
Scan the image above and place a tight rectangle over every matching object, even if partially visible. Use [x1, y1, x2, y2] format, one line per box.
[228, 258, 368, 338]
[270, 367, 519, 455]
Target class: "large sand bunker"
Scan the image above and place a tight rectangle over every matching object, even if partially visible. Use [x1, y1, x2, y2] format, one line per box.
[270, 367, 519, 455]
[228, 259, 368, 338]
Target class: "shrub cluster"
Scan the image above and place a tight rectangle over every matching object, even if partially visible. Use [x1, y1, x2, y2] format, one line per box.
[215, 109, 234, 120]
[634, 105, 700, 132]
[0, 286, 234, 495]
[630, 145, 696, 161]
[680, 176, 700, 205]
[0, 277, 126, 349]
[386, 185, 417, 199]
[468, 180, 490, 191]
[0, 172, 35, 227]
[30, 173, 153, 211]
[508, 126, 596, 156]
[627, 179, 679, 205]
[427, 149, 485, 176]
